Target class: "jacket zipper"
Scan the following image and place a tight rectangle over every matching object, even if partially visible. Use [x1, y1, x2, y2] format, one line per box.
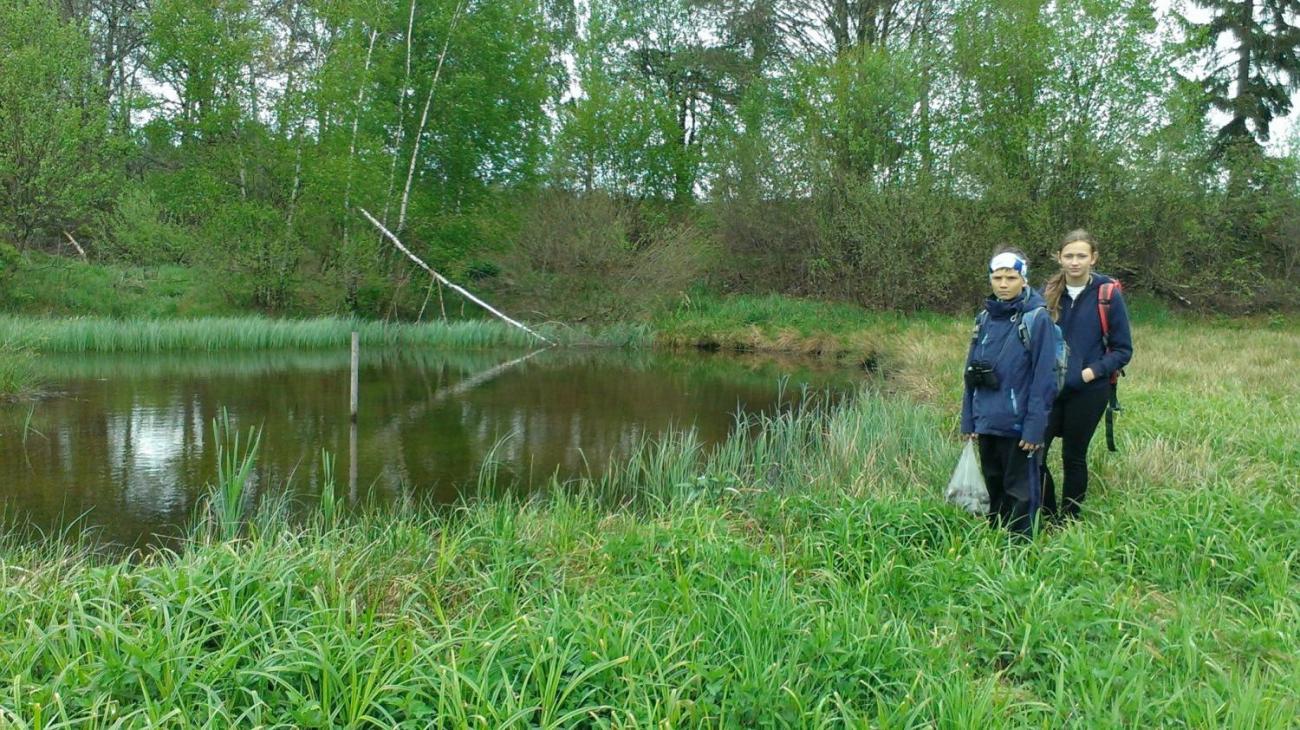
[1010, 388, 1018, 414]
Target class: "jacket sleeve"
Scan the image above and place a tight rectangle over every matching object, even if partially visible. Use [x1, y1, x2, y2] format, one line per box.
[960, 329, 977, 434]
[1022, 312, 1058, 445]
[1093, 287, 1133, 378]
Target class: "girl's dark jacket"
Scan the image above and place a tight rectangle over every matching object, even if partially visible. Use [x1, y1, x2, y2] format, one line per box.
[1055, 272, 1133, 395]
[960, 287, 1058, 446]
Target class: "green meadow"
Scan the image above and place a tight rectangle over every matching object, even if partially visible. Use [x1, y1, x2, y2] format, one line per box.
[1, 300, 1298, 727]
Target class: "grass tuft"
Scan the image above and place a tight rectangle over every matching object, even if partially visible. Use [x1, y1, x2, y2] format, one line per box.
[0, 342, 41, 398]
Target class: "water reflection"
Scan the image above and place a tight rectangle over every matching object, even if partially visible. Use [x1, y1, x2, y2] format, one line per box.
[1, 348, 855, 547]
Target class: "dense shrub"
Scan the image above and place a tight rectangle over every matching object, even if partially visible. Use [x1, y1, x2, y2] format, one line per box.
[0, 242, 18, 288]
[496, 191, 711, 321]
[712, 196, 817, 295]
[98, 186, 198, 264]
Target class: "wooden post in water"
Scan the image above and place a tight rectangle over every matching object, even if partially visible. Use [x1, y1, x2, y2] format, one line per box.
[349, 422, 359, 502]
[350, 332, 360, 422]
[349, 331, 360, 501]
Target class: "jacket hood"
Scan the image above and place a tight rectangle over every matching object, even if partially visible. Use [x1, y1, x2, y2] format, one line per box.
[984, 287, 1047, 319]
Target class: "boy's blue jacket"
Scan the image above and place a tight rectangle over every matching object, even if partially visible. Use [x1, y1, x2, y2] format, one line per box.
[1056, 273, 1133, 394]
[960, 287, 1058, 445]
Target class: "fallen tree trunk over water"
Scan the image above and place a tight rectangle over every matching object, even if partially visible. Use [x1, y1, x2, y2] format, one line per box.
[360, 208, 552, 345]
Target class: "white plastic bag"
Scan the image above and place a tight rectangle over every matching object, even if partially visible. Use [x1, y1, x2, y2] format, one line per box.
[945, 440, 988, 515]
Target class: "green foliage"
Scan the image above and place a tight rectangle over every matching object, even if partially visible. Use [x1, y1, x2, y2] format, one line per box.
[796, 45, 926, 182]
[203, 198, 300, 310]
[0, 0, 113, 248]
[0, 252, 230, 317]
[98, 186, 197, 264]
[950, 0, 1168, 231]
[144, 0, 264, 142]
[203, 410, 263, 541]
[1180, 0, 1300, 152]
[0, 312, 647, 354]
[0, 242, 18, 289]
[553, 0, 747, 202]
[807, 183, 992, 310]
[1, 0, 1296, 313]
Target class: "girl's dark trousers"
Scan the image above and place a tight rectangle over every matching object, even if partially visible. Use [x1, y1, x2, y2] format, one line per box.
[977, 435, 1041, 537]
[1041, 385, 1111, 520]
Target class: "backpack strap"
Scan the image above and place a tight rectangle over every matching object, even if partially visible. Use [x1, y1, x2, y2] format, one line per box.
[1015, 308, 1035, 350]
[1098, 278, 1125, 451]
[1097, 282, 1115, 350]
[971, 310, 988, 345]
[1097, 279, 1124, 384]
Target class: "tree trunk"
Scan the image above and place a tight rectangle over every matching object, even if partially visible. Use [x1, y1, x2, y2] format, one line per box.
[342, 27, 379, 307]
[381, 0, 420, 229]
[1234, 0, 1253, 130]
[397, 0, 465, 235]
[916, 0, 935, 182]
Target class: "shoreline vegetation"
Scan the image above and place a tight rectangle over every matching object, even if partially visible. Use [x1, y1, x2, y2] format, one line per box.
[4, 249, 1296, 355]
[2, 297, 1299, 725]
[0, 315, 615, 354]
[0, 343, 40, 400]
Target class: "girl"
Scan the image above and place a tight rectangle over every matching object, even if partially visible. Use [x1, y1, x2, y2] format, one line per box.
[1041, 229, 1133, 521]
[961, 248, 1060, 536]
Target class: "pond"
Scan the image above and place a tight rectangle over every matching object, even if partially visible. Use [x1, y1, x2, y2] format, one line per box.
[1, 348, 859, 547]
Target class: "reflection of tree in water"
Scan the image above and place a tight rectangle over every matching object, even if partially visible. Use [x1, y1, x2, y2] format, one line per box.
[372, 348, 846, 496]
[363, 350, 538, 499]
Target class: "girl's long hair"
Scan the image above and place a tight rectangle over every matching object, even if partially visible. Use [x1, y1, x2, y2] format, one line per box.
[1044, 229, 1097, 319]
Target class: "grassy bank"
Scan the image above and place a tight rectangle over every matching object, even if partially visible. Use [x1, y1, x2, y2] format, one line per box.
[0, 293, 914, 358]
[1, 307, 1297, 726]
[0, 315, 653, 354]
[1, 253, 233, 318]
[0, 292, 961, 359]
[652, 293, 954, 359]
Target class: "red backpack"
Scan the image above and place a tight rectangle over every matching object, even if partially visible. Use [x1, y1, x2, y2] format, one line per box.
[1098, 280, 1124, 450]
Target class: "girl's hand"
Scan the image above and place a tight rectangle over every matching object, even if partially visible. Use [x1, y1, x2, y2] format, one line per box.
[1018, 440, 1040, 452]
[1082, 367, 1096, 383]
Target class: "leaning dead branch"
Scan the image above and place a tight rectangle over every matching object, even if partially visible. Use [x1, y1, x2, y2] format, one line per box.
[359, 207, 552, 345]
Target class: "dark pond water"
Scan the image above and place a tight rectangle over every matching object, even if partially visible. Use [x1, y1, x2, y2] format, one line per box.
[1, 348, 857, 547]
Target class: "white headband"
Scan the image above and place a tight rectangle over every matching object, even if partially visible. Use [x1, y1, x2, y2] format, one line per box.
[989, 252, 1028, 282]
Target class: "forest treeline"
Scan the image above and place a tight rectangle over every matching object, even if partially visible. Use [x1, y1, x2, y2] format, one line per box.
[1, 0, 1297, 317]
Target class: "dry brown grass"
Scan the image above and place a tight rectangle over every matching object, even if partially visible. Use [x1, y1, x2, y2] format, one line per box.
[874, 315, 1300, 494]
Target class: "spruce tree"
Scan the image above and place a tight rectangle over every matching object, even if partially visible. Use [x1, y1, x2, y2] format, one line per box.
[1184, 0, 1300, 153]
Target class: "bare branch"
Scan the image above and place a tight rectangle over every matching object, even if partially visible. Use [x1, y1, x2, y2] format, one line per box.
[359, 208, 552, 345]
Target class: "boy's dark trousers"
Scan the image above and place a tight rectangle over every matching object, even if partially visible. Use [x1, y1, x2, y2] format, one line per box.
[1041, 385, 1111, 520]
[978, 434, 1040, 537]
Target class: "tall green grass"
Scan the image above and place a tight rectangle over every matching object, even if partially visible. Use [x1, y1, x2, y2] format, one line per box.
[0, 315, 652, 354]
[0, 312, 1296, 726]
[0, 343, 40, 398]
[2, 383, 1296, 726]
[200, 410, 263, 541]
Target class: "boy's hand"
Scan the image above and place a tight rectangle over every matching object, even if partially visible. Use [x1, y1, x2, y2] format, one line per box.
[1018, 440, 1040, 452]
